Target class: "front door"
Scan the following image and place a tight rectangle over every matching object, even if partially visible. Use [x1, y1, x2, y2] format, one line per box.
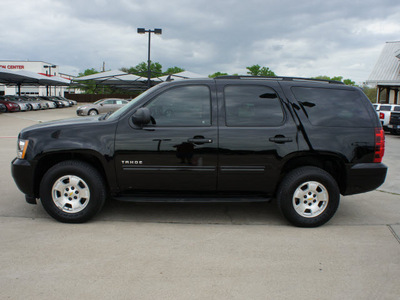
[115, 84, 218, 193]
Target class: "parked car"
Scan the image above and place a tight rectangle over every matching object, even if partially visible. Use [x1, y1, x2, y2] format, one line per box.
[31, 97, 56, 109]
[2, 96, 30, 111]
[11, 76, 387, 227]
[376, 104, 400, 130]
[0, 97, 21, 112]
[13, 96, 42, 110]
[388, 106, 400, 134]
[76, 98, 129, 116]
[53, 96, 76, 106]
[37, 96, 65, 108]
[0, 103, 6, 113]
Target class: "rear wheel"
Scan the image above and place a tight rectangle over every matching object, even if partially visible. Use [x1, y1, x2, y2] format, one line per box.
[277, 166, 340, 227]
[40, 160, 106, 223]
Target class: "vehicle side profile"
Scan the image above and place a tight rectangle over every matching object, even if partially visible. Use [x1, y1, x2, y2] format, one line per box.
[11, 76, 387, 227]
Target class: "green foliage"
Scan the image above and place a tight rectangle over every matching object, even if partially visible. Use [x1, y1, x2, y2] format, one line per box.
[77, 69, 100, 94]
[313, 76, 356, 86]
[78, 68, 98, 77]
[165, 66, 185, 74]
[362, 85, 377, 103]
[246, 65, 276, 77]
[121, 61, 163, 77]
[208, 72, 229, 78]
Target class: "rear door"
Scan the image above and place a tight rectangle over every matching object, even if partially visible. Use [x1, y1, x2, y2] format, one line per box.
[216, 80, 299, 194]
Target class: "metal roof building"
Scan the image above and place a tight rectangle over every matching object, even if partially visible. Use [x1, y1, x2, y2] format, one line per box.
[367, 41, 400, 104]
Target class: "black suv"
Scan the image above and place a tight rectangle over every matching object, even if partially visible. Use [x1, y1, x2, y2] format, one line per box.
[11, 76, 387, 227]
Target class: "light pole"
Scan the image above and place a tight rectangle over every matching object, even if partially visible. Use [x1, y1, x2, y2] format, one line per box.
[137, 28, 162, 89]
[44, 64, 56, 96]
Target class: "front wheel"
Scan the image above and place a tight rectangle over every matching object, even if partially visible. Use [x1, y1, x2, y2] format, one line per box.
[40, 160, 106, 223]
[277, 166, 340, 227]
[88, 109, 98, 115]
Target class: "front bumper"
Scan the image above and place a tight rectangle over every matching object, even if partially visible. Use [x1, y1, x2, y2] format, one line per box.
[76, 109, 87, 116]
[11, 158, 37, 199]
[343, 163, 388, 195]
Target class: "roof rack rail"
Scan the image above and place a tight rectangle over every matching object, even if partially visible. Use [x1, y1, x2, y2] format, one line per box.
[214, 75, 344, 85]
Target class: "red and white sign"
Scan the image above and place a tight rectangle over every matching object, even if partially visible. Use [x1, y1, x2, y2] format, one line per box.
[0, 65, 25, 70]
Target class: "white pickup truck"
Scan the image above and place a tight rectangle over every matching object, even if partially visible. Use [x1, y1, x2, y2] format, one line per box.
[374, 104, 400, 130]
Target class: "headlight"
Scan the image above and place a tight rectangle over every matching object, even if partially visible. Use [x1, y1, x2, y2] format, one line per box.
[17, 139, 29, 159]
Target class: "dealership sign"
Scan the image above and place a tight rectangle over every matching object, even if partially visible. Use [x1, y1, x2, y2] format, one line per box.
[0, 65, 25, 70]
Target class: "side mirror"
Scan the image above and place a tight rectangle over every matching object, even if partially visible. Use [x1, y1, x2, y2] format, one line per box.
[132, 107, 151, 126]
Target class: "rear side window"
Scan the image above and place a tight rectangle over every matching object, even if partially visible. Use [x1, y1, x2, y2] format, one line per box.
[394, 106, 400, 112]
[291, 87, 371, 127]
[224, 85, 284, 127]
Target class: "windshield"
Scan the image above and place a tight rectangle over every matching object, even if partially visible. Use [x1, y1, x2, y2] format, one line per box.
[107, 83, 167, 121]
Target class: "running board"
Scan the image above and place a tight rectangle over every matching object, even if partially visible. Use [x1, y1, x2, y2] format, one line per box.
[113, 196, 272, 203]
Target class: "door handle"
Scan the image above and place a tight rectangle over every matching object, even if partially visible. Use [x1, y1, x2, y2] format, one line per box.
[187, 138, 213, 144]
[269, 135, 293, 144]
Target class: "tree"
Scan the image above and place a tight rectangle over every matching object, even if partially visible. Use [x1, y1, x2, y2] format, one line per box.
[77, 68, 100, 94]
[165, 66, 185, 74]
[312, 76, 357, 86]
[246, 64, 276, 77]
[208, 72, 229, 78]
[121, 61, 163, 77]
[362, 85, 377, 103]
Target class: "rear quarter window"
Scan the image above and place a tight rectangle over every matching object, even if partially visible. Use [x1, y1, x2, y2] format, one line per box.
[291, 87, 372, 127]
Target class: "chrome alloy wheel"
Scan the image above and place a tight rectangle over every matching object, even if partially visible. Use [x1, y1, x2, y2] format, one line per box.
[292, 181, 329, 218]
[51, 175, 90, 213]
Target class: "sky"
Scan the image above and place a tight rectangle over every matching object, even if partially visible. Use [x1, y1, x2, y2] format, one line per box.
[1, 0, 400, 84]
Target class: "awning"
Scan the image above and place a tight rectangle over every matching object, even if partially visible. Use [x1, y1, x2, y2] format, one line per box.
[71, 70, 206, 91]
[157, 71, 206, 82]
[0, 68, 70, 94]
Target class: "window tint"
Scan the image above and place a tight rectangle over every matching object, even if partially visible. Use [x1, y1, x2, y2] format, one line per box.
[224, 85, 283, 127]
[146, 85, 211, 126]
[291, 87, 371, 127]
[394, 106, 400, 112]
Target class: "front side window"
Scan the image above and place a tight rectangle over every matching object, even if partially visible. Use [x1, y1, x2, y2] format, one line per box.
[146, 85, 211, 126]
[224, 85, 284, 127]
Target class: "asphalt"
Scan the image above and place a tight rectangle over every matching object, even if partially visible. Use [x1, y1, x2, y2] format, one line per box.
[1, 106, 399, 300]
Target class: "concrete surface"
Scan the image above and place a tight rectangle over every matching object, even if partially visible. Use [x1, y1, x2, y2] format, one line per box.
[0, 107, 399, 300]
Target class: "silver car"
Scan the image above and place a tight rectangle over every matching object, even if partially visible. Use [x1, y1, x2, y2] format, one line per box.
[76, 98, 129, 116]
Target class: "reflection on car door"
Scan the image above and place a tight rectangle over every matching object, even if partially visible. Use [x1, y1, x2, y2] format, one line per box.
[217, 83, 298, 194]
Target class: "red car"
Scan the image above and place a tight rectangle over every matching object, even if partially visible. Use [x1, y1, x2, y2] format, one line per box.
[0, 98, 21, 112]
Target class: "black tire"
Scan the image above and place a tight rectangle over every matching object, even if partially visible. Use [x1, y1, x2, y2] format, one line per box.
[39, 160, 106, 223]
[277, 166, 340, 227]
[88, 109, 98, 115]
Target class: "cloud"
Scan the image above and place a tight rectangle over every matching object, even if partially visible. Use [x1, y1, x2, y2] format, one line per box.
[1, 0, 400, 83]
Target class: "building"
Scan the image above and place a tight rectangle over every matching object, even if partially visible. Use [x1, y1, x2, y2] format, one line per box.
[367, 41, 400, 104]
[0, 60, 74, 96]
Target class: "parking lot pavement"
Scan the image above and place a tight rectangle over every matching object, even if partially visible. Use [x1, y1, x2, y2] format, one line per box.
[1, 107, 399, 299]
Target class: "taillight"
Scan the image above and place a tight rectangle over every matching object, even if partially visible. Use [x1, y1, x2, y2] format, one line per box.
[379, 112, 384, 119]
[374, 128, 385, 163]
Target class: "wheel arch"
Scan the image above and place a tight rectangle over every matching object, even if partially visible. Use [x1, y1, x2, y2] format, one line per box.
[280, 153, 347, 195]
[33, 151, 110, 198]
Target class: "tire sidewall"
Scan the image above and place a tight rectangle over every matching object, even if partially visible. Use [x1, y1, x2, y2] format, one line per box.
[277, 167, 340, 227]
[40, 161, 106, 223]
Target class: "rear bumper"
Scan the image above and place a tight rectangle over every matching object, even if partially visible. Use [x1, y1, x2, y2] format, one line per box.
[343, 163, 387, 195]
